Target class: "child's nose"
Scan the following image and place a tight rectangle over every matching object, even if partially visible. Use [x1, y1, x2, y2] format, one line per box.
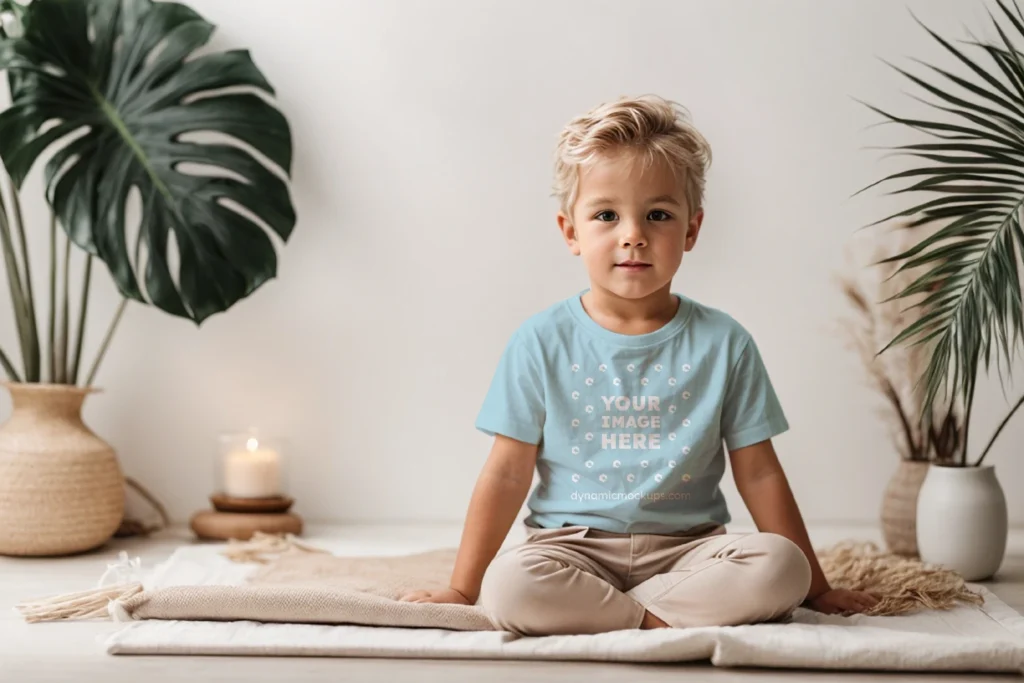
[619, 223, 647, 248]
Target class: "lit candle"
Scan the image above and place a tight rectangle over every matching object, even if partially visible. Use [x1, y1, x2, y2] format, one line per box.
[223, 437, 281, 498]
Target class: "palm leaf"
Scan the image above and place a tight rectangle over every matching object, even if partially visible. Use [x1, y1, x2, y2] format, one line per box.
[861, 1, 1024, 441]
[0, 0, 296, 324]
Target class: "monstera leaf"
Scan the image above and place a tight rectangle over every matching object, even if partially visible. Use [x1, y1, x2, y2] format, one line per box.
[0, 0, 295, 324]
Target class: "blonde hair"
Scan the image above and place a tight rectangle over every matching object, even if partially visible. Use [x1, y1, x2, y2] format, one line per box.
[553, 94, 712, 218]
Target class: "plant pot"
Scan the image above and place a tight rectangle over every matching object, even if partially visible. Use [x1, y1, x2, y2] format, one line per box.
[916, 463, 1008, 581]
[0, 382, 124, 556]
[880, 459, 930, 557]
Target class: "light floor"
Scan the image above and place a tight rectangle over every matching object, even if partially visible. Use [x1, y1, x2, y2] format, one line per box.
[2, 522, 1023, 682]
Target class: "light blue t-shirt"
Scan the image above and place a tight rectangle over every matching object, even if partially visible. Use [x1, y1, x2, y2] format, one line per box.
[475, 289, 789, 535]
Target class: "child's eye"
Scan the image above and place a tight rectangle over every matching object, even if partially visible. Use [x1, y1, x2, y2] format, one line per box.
[594, 210, 672, 222]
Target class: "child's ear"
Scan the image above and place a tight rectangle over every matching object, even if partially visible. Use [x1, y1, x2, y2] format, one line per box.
[557, 211, 581, 256]
[684, 209, 704, 252]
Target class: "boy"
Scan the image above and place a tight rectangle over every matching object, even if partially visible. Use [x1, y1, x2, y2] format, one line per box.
[400, 95, 879, 635]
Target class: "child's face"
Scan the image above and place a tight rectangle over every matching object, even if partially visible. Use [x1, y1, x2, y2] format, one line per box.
[557, 150, 703, 303]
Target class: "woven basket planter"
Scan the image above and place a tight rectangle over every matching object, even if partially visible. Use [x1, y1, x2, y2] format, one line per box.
[0, 382, 124, 556]
[880, 459, 930, 558]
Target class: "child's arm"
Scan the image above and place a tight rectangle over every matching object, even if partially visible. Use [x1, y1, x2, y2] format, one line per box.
[729, 438, 881, 615]
[399, 434, 538, 604]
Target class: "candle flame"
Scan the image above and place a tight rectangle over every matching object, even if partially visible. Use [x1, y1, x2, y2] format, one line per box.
[246, 437, 259, 451]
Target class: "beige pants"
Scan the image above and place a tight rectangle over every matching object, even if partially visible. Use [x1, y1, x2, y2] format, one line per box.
[478, 523, 812, 636]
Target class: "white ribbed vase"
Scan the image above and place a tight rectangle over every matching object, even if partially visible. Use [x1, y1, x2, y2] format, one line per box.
[916, 463, 1008, 581]
[0, 382, 124, 556]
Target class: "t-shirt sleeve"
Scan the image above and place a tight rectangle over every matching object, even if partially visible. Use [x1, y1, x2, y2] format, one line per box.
[474, 330, 546, 444]
[721, 335, 789, 451]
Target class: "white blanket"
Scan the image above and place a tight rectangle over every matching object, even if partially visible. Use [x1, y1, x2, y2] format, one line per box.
[105, 543, 1024, 674]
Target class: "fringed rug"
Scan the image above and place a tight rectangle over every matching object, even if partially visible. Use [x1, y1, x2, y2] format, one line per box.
[15, 533, 1024, 674]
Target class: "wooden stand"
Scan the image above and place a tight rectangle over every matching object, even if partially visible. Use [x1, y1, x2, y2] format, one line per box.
[189, 494, 303, 541]
[209, 493, 294, 514]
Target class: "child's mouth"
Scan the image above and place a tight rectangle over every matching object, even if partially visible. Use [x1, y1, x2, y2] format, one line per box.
[616, 262, 651, 272]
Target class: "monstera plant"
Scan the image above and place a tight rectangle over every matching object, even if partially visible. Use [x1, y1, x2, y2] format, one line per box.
[0, 0, 296, 386]
[0, 0, 297, 557]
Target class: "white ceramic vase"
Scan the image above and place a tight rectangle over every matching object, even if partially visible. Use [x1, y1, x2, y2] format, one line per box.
[915, 463, 1008, 581]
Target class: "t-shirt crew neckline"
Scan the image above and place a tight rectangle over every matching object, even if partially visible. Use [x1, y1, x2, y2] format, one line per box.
[567, 288, 692, 348]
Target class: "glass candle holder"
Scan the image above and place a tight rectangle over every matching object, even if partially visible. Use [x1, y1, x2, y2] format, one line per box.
[216, 431, 288, 499]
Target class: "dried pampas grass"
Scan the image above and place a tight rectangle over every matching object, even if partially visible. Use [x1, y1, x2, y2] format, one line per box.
[836, 222, 963, 462]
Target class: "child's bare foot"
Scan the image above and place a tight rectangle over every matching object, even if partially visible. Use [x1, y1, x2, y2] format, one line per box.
[640, 609, 670, 629]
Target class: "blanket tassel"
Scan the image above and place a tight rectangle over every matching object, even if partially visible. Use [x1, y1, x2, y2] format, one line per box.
[222, 531, 328, 564]
[14, 583, 143, 623]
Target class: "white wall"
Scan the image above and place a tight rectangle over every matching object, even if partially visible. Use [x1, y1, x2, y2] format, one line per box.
[1, 0, 1021, 527]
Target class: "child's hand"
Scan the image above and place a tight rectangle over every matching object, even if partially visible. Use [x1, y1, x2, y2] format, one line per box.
[805, 588, 881, 615]
[398, 587, 474, 605]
